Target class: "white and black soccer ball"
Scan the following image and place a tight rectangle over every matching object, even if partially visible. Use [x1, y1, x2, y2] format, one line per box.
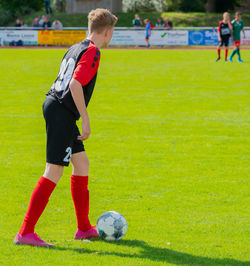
[96, 211, 128, 241]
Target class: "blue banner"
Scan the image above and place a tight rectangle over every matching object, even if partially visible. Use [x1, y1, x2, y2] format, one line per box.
[189, 30, 218, 45]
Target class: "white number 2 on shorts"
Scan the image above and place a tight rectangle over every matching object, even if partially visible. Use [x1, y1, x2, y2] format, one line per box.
[63, 147, 72, 163]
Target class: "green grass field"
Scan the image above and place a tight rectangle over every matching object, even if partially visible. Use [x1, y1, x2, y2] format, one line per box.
[0, 48, 249, 265]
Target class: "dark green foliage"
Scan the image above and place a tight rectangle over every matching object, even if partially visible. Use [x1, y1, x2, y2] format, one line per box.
[164, 0, 242, 12]
[179, 0, 206, 12]
[164, 0, 206, 12]
[0, 0, 43, 15]
[214, 0, 241, 12]
[0, 8, 14, 26]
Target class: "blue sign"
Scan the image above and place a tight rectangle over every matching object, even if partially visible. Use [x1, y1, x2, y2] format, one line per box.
[189, 30, 219, 45]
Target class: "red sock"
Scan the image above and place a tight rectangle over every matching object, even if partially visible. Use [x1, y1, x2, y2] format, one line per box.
[225, 49, 228, 60]
[217, 48, 221, 58]
[71, 175, 91, 232]
[19, 177, 56, 236]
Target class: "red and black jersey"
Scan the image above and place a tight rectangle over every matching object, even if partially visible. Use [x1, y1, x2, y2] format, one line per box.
[218, 21, 231, 37]
[47, 39, 101, 119]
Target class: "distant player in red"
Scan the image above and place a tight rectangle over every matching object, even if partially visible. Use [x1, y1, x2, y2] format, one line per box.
[14, 9, 117, 247]
[216, 12, 233, 62]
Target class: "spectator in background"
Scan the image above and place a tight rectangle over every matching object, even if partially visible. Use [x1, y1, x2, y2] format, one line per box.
[15, 19, 22, 27]
[144, 19, 151, 48]
[39, 15, 46, 26]
[52, 19, 63, 30]
[33, 18, 40, 28]
[42, 16, 51, 30]
[44, 0, 52, 14]
[132, 14, 142, 27]
[22, 20, 28, 28]
[164, 17, 173, 30]
[155, 18, 164, 28]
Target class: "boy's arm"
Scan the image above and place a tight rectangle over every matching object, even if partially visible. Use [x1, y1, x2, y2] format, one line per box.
[70, 78, 90, 140]
[217, 22, 222, 41]
[230, 22, 233, 41]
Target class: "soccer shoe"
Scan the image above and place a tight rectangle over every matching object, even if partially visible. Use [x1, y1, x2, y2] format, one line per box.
[225, 59, 228, 62]
[215, 57, 220, 62]
[74, 226, 100, 240]
[14, 233, 54, 247]
[238, 59, 244, 63]
[229, 56, 233, 62]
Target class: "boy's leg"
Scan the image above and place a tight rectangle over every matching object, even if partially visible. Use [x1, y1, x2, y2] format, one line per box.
[71, 152, 91, 232]
[216, 45, 221, 61]
[230, 44, 237, 59]
[19, 163, 63, 236]
[236, 43, 242, 61]
[225, 48, 228, 61]
[70, 151, 99, 239]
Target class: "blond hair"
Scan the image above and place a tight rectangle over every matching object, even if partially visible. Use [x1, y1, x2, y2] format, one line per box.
[88, 8, 118, 33]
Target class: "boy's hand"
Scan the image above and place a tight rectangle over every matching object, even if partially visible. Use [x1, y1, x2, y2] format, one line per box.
[78, 120, 91, 141]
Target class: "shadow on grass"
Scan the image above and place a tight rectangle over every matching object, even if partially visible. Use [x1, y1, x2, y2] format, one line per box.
[53, 239, 249, 265]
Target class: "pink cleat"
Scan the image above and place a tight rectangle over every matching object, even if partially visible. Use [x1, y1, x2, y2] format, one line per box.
[74, 226, 100, 240]
[14, 233, 54, 247]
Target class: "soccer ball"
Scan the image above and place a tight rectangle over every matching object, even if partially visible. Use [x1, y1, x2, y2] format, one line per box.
[96, 211, 128, 241]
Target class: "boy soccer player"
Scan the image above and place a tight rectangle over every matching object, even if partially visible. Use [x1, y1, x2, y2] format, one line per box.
[229, 12, 245, 63]
[215, 12, 232, 62]
[144, 19, 151, 48]
[14, 9, 117, 247]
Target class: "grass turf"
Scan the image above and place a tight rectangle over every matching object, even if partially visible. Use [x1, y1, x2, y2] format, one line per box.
[0, 48, 249, 265]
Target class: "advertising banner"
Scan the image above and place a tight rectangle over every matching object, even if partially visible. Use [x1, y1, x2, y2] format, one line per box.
[2, 30, 38, 45]
[241, 30, 250, 45]
[110, 30, 188, 46]
[152, 30, 188, 45]
[189, 30, 218, 45]
[187, 30, 250, 45]
[38, 30, 86, 45]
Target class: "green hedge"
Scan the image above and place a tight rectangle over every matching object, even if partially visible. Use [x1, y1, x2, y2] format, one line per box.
[5, 11, 250, 27]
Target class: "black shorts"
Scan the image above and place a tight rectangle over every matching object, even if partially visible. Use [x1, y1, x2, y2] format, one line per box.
[218, 36, 230, 47]
[42, 95, 85, 166]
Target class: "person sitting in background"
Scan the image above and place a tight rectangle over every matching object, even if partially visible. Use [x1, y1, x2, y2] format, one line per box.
[155, 18, 164, 28]
[42, 16, 51, 30]
[132, 14, 142, 27]
[164, 17, 173, 30]
[15, 19, 22, 27]
[33, 18, 40, 28]
[52, 19, 63, 30]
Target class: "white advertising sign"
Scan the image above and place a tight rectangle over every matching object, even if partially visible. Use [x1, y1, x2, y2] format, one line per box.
[2, 30, 38, 45]
[110, 30, 188, 46]
[151, 30, 188, 45]
[241, 30, 250, 45]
